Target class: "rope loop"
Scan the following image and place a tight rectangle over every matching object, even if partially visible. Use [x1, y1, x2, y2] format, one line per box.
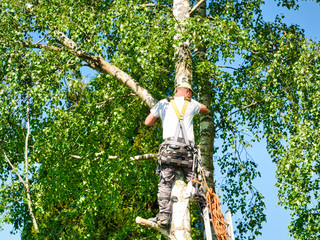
[202, 170, 230, 240]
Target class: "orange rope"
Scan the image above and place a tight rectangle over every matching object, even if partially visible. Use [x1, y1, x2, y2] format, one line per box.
[202, 170, 229, 240]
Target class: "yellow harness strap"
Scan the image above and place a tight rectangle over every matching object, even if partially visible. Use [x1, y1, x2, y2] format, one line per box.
[167, 96, 191, 120]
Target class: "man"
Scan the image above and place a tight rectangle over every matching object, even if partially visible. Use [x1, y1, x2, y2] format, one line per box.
[145, 82, 208, 227]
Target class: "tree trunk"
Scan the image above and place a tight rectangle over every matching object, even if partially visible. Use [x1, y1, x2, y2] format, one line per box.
[194, 2, 217, 239]
[173, 0, 192, 87]
[170, 0, 193, 237]
[194, 1, 215, 188]
[138, 1, 216, 239]
[170, 170, 191, 240]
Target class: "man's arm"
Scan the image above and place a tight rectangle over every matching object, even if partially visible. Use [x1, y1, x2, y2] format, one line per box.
[145, 113, 159, 126]
[199, 103, 208, 115]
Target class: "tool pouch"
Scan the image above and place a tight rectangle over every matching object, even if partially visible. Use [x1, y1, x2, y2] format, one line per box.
[158, 143, 194, 168]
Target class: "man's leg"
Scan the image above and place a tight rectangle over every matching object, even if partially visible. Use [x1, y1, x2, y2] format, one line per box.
[158, 164, 175, 213]
[149, 164, 175, 227]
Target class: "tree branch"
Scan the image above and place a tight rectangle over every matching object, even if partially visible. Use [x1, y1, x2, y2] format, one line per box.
[24, 91, 39, 232]
[53, 31, 157, 108]
[19, 32, 157, 109]
[140, 3, 172, 11]
[35, 30, 54, 44]
[2, 150, 26, 186]
[130, 153, 157, 161]
[225, 100, 263, 119]
[217, 65, 241, 72]
[105, 154, 157, 161]
[136, 217, 170, 239]
[189, 0, 206, 15]
[20, 42, 63, 52]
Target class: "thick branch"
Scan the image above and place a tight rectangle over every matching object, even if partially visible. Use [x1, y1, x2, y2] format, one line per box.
[19, 32, 156, 109]
[53, 31, 156, 108]
[173, 0, 192, 86]
[136, 217, 170, 239]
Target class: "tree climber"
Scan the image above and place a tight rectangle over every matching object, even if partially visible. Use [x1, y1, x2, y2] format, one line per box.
[145, 82, 208, 227]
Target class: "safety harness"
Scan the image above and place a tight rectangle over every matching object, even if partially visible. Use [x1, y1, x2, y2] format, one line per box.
[157, 96, 197, 169]
[157, 96, 231, 239]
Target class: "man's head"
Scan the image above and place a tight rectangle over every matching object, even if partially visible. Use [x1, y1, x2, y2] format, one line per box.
[175, 82, 193, 98]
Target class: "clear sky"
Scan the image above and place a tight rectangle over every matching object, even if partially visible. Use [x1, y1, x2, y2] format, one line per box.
[1, 1, 320, 239]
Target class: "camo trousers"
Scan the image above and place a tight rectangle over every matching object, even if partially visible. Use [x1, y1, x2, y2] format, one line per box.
[158, 164, 194, 214]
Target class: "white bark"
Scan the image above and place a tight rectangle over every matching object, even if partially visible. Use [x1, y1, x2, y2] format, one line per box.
[168, 0, 193, 239]
[3, 151, 26, 185]
[173, 0, 192, 87]
[170, 170, 191, 240]
[24, 92, 39, 232]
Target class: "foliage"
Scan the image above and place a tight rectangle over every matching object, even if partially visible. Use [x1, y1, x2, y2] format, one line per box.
[0, 0, 320, 239]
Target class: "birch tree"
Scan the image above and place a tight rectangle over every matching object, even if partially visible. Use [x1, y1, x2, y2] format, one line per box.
[1, 0, 320, 239]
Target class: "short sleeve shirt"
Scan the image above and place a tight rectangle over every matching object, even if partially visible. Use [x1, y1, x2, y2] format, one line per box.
[150, 96, 201, 142]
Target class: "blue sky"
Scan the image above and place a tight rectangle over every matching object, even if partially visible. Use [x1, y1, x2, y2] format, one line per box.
[1, 1, 320, 239]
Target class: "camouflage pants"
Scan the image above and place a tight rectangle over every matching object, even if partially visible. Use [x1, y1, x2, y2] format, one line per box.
[157, 164, 195, 214]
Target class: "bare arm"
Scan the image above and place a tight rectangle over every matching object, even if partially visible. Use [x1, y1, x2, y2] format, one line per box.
[145, 113, 159, 126]
[199, 103, 208, 115]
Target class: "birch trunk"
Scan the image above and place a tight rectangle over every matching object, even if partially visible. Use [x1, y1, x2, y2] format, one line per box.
[194, 1, 215, 188]
[169, 0, 193, 238]
[194, 2, 217, 239]
[170, 170, 191, 240]
[173, 0, 192, 87]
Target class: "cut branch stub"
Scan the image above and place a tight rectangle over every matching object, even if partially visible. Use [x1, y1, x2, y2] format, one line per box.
[136, 217, 170, 239]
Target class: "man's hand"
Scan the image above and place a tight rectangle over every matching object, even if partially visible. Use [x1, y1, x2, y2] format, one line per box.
[199, 103, 208, 115]
[145, 113, 159, 126]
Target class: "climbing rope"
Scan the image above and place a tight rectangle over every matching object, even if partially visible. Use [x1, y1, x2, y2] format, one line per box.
[202, 170, 230, 240]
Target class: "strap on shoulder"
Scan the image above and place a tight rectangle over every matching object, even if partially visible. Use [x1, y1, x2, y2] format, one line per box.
[166, 96, 191, 145]
[167, 96, 190, 120]
[180, 97, 191, 119]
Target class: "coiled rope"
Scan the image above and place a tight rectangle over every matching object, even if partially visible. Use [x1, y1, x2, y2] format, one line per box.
[202, 170, 230, 240]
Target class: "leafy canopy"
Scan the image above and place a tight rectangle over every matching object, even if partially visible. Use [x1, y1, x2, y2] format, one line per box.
[0, 0, 320, 239]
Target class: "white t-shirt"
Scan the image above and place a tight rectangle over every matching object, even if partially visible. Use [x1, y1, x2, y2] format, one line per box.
[150, 96, 201, 142]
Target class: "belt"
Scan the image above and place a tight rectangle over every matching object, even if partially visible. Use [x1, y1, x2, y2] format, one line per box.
[163, 137, 196, 148]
